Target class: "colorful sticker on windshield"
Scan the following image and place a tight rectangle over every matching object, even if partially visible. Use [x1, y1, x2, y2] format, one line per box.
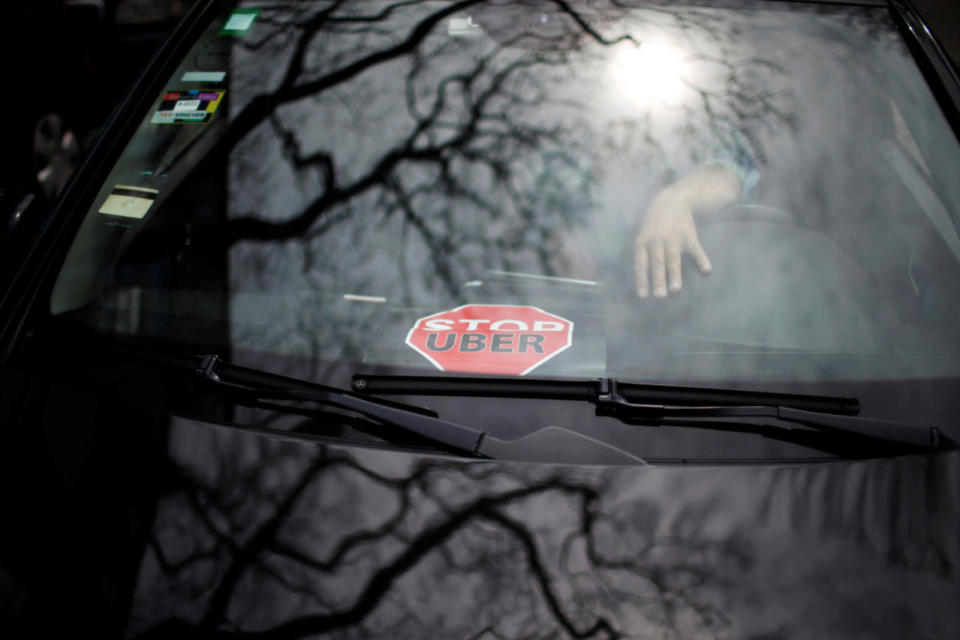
[98, 185, 158, 219]
[405, 304, 574, 376]
[220, 8, 260, 36]
[151, 90, 224, 124]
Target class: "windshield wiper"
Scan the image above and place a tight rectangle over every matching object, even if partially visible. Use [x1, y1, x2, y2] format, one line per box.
[353, 374, 861, 413]
[195, 356, 642, 464]
[351, 374, 955, 453]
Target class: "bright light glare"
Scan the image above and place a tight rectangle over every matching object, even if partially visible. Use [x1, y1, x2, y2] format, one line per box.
[609, 42, 689, 105]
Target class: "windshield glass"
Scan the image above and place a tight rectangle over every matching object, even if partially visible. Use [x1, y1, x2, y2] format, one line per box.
[47, 0, 960, 444]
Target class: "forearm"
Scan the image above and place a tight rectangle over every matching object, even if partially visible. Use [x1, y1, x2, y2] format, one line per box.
[653, 164, 742, 214]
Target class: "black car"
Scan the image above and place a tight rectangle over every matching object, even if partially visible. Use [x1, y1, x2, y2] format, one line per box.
[2, 0, 960, 637]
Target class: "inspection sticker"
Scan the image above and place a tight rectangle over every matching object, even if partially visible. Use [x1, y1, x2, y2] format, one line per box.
[220, 8, 260, 35]
[405, 304, 574, 376]
[181, 70, 227, 83]
[98, 185, 158, 219]
[151, 89, 224, 124]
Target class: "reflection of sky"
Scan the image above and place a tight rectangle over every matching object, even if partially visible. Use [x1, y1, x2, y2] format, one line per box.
[223, 1, 960, 388]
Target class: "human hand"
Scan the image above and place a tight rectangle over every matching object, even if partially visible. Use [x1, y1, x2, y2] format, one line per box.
[634, 192, 712, 298]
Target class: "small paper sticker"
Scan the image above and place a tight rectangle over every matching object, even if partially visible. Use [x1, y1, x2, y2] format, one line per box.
[181, 71, 227, 83]
[151, 89, 224, 124]
[173, 99, 201, 112]
[98, 185, 159, 219]
[449, 16, 481, 37]
[221, 8, 260, 35]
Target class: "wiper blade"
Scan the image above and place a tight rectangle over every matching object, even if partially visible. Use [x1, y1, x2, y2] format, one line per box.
[351, 374, 954, 453]
[352, 374, 860, 414]
[196, 356, 642, 464]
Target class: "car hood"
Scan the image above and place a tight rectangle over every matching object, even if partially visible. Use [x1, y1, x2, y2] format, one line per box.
[124, 415, 960, 639]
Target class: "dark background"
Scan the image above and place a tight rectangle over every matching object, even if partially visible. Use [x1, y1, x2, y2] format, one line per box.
[914, 0, 960, 66]
[0, 1, 197, 199]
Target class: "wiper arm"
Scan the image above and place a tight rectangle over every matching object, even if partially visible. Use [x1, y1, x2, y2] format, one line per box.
[196, 356, 642, 464]
[351, 374, 954, 453]
[592, 379, 947, 451]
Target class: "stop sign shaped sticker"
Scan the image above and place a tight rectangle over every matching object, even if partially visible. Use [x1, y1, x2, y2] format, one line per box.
[406, 304, 574, 376]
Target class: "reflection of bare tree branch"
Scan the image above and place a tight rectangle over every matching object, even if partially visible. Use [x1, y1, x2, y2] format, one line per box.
[387, 177, 460, 299]
[221, 48, 546, 248]
[220, 0, 485, 160]
[269, 115, 336, 191]
[132, 443, 754, 639]
[549, 0, 637, 47]
[263, 461, 436, 574]
[199, 455, 329, 629]
[179, 480, 588, 638]
[480, 508, 618, 639]
[684, 54, 798, 164]
[149, 537, 221, 576]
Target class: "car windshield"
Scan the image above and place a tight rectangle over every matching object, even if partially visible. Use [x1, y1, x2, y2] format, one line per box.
[45, 0, 960, 453]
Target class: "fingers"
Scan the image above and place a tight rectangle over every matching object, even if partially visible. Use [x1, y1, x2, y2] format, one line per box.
[667, 240, 683, 292]
[688, 236, 713, 274]
[637, 235, 710, 299]
[635, 241, 649, 298]
[651, 240, 667, 298]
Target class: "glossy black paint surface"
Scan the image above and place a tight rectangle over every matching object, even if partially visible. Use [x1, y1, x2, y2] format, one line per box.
[134, 420, 960, 639]
[1, 364, 958, 638]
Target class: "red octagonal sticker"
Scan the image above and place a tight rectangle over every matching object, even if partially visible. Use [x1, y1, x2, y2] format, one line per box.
[405, 304, 574, 376]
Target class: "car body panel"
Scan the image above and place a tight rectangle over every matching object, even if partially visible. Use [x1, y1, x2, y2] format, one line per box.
[133, 415, 960, 637]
